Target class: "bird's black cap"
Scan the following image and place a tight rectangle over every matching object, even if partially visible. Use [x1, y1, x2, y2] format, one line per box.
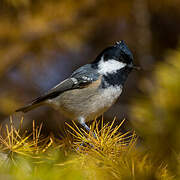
[92, 40, 134, 65]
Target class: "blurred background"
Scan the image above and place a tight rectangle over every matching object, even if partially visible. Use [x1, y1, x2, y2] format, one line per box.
[0, 0, 180, 134]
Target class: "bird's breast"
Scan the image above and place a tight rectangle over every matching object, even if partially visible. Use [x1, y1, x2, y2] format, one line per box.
[48, 83, 122, 121]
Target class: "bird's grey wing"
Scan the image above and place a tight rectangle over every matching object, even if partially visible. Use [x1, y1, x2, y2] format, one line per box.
[32, 78, 78, 103]
[15, 78, 76, 112]
[16, 64, 100, 112]
[43, 64, 99, 101]
[71, 64, 99, 84]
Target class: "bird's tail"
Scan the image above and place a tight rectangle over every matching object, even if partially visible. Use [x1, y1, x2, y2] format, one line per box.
[15, 102, 42, 113]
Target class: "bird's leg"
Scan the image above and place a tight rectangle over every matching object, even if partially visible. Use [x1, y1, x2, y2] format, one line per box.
[78, 117, 96, 139]
[77, 117, 89, 148]
[79, 119, 90, 132]
[81, 122, 90, 132]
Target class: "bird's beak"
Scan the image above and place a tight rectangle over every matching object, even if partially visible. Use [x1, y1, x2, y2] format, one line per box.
[128, 64, 141, 70]
[132, 65, 141, 70]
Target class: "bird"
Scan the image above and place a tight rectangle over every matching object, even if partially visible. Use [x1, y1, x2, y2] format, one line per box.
[16, 40, 139, 132]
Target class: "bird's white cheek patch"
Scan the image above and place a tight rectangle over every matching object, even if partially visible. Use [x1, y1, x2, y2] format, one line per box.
[98, 58, 126, 75]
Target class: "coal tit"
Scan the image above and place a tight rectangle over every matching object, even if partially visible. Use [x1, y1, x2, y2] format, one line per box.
[16, 41, 138, 132]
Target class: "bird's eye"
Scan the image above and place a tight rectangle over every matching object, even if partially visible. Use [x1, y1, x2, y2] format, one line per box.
[119, 52, 132, 64]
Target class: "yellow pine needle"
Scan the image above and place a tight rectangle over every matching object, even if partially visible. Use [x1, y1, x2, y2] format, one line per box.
[42, 137, 53, 153]
[66, 118, 136, 155]
[127, 131, 137, 153]
[65, 121, 86, 141]
[0, 117, 52, 158]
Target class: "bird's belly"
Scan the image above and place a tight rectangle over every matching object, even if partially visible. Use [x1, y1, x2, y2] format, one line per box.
[48, 86, 122, 121]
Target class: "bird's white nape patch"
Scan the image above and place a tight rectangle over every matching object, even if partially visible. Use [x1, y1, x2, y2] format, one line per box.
[98, 56, 126, 75]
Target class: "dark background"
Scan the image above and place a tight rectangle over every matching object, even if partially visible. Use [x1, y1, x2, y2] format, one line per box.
[1, 0, 180, 134]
